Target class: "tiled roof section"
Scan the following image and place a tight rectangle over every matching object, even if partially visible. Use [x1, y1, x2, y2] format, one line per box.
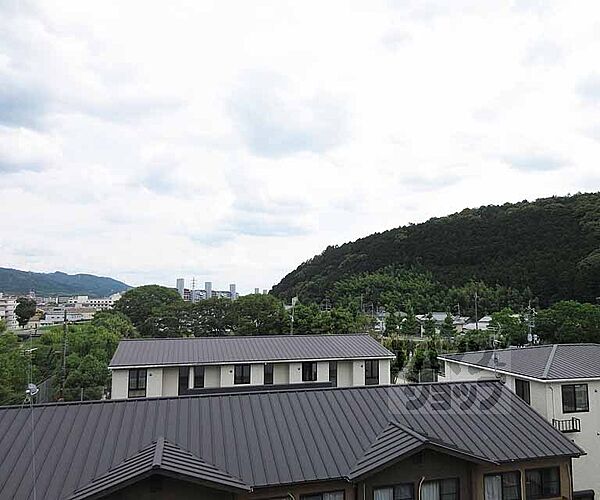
[109, 334, 394, 367]
[348, 422, 497, 480]
[439, 344, 600, 380]
[69, 438, 250, 499]
[0, 382, 583, 499]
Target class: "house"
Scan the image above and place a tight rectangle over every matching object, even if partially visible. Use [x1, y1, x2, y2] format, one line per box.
[109, 334, 396, 398]
[462, 316, 494, 331]
[438, 344, 600, 496]
[415, 313, 470, 335]
[0, 381, 584, 499]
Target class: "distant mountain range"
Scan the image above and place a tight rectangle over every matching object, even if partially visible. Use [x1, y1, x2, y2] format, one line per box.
[272, 192, 600, 306]
[0, 268, 131, 297]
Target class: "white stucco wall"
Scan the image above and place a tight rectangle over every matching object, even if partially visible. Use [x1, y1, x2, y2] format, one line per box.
[352, 360, 365, 386]
[220, 365, 234, 386]
[379, 359, 391, 385]
[146, 368, 163, 397]
[251, 364, 264, 385]
[273, 363, 289, 384]
[289, 362, 302, 383]
[317, 362, 329, 382]
[162, 367, 179, 396]
[111, 369, 129, 399]
[204, 366, 220, 388]
[337, 361, 353, 387]
[545, 380, 600, 495]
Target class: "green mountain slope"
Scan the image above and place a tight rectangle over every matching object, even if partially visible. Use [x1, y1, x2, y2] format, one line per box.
[0, 268, 130, 297]
[272, 193, 600, 306]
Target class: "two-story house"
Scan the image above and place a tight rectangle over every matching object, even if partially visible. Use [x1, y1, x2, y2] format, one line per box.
[0, 381, 584, 499]
[109, 334, 395, 398]
[438, 344, 600, 497]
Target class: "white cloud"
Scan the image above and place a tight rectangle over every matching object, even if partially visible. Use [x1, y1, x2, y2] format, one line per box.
[1, 0, 600, 293]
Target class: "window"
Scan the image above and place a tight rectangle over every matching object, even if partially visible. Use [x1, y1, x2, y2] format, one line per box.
[264, 363, 274, 385]
[562, 384, 589, 413]
[329, 361, 338, 387]
[301, 492, 344, 500]
[193, 366, 204, 388]
[365, 360, 379, 385]
[128, 368, 147, 398]
[485, 472, 521, 500]
[178, 366, 189, 394]
[438, 359, 446, 377]
[421, 478, 459, 500]
[515, 379, 530, 405]
[234, 364, 251, 384]
[302, 361, 318, 382]
[374, 483, 414, 500]
[525, 467, 560, 499]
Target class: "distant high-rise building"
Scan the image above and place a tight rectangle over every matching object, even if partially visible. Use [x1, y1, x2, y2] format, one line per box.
[262, 289, 267, 295]
[229, 284, 237, 300]
[205, 282, 212, 300]
[254, 288, 260, 295]
[176, 278, 185, 298]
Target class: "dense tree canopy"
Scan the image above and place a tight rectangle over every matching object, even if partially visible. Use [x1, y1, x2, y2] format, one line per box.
[535, 301, 600, 344]
[15, 297, 37, 327]
[114, 285, 183, 328]
[272, 193, 600, 307]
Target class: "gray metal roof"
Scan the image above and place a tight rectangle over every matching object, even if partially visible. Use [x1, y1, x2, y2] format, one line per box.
[439, 344, 600, 380]
[0, 381, 582, 499]
[109, 334, 394, 368]
[69, 438, 250, 499]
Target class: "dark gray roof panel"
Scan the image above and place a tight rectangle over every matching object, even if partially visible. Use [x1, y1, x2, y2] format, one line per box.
[69, 438, 250, 499]
[439, 344, 600, 380]
[109, 334, 394, 367]
[0, 382, 583, 499]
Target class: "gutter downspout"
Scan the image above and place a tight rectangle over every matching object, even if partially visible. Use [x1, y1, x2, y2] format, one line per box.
[417, 476, 426, 500]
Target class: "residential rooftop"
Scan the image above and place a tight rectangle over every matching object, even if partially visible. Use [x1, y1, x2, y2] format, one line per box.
[0, 381, 583, 499]
[439, 343, 600, 380]
[109, 333, 394, 368]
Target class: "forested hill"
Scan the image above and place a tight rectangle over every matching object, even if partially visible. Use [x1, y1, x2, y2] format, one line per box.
[0, 268, 130, 297]
[272, 193, 600, 307]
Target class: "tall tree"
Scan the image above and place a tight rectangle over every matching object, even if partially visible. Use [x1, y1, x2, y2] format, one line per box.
[114, 285, 183, 329]
[535, 301, 600, 344]
[400, 308, 420, 337]
[15, 297, 37, 327]
[232, 294, 288, 335]
[440, 312, 456, 338]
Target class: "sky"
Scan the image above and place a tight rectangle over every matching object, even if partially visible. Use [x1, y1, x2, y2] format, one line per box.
[1, 0, 600, 293]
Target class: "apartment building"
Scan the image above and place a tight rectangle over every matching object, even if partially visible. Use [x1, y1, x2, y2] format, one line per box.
[0, 381, 583, 500]
[109, 334, 395, 398]
[0, 294, 18, 329]
[438, 344, 600, 496]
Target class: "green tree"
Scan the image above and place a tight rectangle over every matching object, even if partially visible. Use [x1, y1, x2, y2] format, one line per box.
[422, 312, 436, 337]
[15, 297, 37, 327]
[400, 308, 420, 337]
[440, 312, 455, 338]
[535, 301, 600, 343]
[490, 308, 528, 346]
[396, 348, 406, 371]
[385, 311, 400, 336]
[0, 332, 29, 405]
[114, 285, 183, 329]
[232, 294, 288, 335]
[91, 310, 137, 338]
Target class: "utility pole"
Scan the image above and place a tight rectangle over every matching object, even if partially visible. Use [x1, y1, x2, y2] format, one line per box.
[474, 290, 479, 330]
[290, 297, 298, 335]
[60, 309, 67, 400]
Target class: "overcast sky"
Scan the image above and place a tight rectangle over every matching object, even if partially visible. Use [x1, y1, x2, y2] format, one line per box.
[1, 0, 600, 293]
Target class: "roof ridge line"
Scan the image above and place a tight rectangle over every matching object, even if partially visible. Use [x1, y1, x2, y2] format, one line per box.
[388, 421, 429, 442]
[152, 437, 164, 468]
[542, 344, 559, 379]
[118, 333, 374, 342]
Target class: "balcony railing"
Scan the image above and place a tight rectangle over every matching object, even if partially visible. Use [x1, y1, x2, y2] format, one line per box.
[552, 417, 581, 433]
